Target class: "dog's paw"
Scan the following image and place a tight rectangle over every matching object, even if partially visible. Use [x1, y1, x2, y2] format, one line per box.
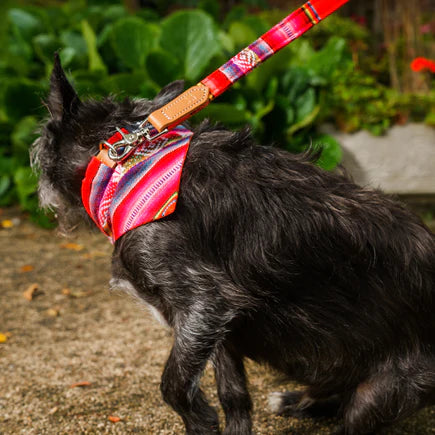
[268, 391, 342, 421]
[268, 392, 285, 413]
[268, 391, 303, 415]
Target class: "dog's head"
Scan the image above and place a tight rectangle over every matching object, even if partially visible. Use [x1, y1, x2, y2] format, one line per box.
[31, 54, 184, 231]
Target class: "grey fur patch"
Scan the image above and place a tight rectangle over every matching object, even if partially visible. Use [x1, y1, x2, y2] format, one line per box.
[109, 278, 168, 327]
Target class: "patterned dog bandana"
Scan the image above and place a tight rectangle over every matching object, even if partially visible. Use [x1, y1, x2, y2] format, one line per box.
[81, 125, 193, 242]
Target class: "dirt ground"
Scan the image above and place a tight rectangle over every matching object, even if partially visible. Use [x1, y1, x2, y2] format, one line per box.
[0, 207, 434, 435]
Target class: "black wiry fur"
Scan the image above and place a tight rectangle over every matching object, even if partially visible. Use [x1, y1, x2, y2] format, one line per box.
[32, 56, 435, 434]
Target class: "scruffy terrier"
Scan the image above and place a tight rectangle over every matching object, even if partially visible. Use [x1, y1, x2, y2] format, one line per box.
[32, 56, 435, 434]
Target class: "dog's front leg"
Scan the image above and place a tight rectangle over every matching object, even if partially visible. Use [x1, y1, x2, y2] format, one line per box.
[213, 344, 252, 434]
[160, 306, 231, 434]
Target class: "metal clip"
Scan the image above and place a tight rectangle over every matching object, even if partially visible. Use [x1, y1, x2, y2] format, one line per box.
[104, 121, 168, 162]
[138, 120, 169, 142]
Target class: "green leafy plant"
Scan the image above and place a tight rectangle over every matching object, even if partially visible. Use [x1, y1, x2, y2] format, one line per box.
[0, 1, 432, 223]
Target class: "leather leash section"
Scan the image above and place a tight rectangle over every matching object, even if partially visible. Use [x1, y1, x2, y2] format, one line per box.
[96, 148, 117, 169]
[147, 0, 349, 133]
[147, 83, 212, 132]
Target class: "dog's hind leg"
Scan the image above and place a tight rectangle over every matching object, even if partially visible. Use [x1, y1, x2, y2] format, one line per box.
[213, 343, 252, 434]
[342, 360, 433, 435]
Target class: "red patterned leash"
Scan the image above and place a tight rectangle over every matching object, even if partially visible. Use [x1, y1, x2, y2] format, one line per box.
[201, 0, 349, 98]
[104, 0, 349, 162]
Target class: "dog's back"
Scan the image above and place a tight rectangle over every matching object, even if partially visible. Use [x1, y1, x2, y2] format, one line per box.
[114, 124, 435, 434]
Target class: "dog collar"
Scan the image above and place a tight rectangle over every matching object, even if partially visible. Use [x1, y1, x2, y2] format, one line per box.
[81, 124, 193, 242]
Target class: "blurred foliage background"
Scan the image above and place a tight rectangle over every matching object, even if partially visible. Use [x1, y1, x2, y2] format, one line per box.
[0, 0, 434, 225]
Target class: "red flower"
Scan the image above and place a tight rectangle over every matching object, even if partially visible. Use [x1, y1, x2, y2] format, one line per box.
[411, 57, 435, 73]
[350, 14, 367, 26]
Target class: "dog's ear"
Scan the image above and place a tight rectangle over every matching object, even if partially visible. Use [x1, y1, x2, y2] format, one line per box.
[47, 52, 81, 121]
[153, 80, 185, 107]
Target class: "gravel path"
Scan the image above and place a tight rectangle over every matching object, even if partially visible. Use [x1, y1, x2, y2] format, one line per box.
[0, 208, 434, 434]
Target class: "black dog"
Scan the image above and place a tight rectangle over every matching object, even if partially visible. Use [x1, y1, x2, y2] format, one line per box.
[32, 56, 435, 434]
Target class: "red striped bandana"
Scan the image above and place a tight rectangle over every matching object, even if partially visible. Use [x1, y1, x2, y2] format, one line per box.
[81, 126, 193, 242]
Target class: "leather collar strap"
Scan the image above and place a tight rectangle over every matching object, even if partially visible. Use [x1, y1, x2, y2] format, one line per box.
[147, 0, 349, 133]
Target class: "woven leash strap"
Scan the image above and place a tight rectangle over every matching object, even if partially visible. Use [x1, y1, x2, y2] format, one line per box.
[148, 0, 349, 133]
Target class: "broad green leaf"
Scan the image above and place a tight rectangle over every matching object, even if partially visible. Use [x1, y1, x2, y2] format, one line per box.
[281, 67, 311, 101]
[0, 186, 16, 206]
[60, 30, 87, 56]
[0, 122, 13, 153]
[146, 50, 182, 87]
[228, 22, 257, 49]
[7, 36, 32, 62]
[135, 9, 160, 22]
[110, 17, 159, 70]
[218, 31, 234, 53]
[288, 39, 315, 65]
[13, 166, 38, 208]
[287, 105, 320, 137]
[199, 0, 220, 21]
[307, 37, 349, 79]
[81, 20, 107, 73]
[295, 87, 316, 124]
[60, 30, 88, 69]
[8, 9, 43, 42]
[160, 10, 220, 81]
[246, 49, 291, 91]
[196, 103, 248, 125]
[139, 82, 160, 99]
[251, 99, 275, 122]
[0, 156, 16, 177]
[11, 116, 38, 157]
[101, 72, 148, 96]
[0, 176, 11, 198]
[285, 105, 295, 125]
[33, 34, 60, 64]
[265, 77, 279, 100]
[222, 6, 248, 30]
[313, 134, 343, 171]
[3, 80, 45, 121]
[71, 70, 106, 96]
[101, 5, 129, 24]
[59, 47, 76, 67]
[45, 7, 68, 33]
[29, 207, 56, 229]
[240, 15, 269, 36]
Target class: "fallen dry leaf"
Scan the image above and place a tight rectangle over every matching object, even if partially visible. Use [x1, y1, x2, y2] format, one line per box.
[23, 283, 40, 301]
[46, 307, 60, 317]
[1, 219, 14, 228]
[108, 416, 121, 423]
[81, 250, 106, 259]
[48, 406, 58, 415]
[64, 290, 90, 299]
[61, 288, 88, 298]
[60, 242, 84, 251]
[70, 381, 92, 388]
[0, 333, 8, 343]
[20, 265, 34, 273]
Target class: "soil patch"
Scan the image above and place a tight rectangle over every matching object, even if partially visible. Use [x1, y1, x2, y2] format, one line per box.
[1, 209, 434, 434]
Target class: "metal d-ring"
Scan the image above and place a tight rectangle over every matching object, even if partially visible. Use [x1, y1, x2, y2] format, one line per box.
[104, 120, 169, 162]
